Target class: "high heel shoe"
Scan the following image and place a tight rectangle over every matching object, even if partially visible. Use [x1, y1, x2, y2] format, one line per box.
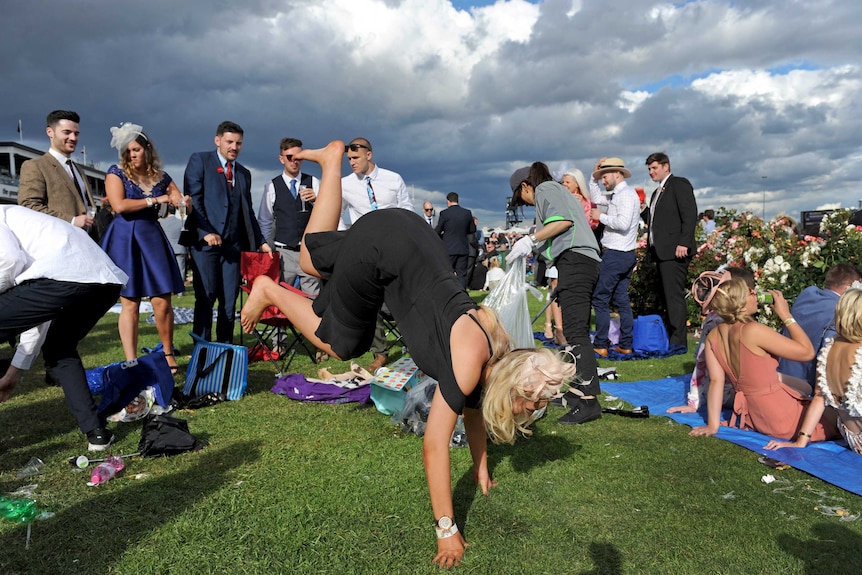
[164, 352, 179, 375]
[543, 322, 554, 339]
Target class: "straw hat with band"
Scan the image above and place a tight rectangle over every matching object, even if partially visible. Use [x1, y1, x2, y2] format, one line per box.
[591, 157, 632, 180]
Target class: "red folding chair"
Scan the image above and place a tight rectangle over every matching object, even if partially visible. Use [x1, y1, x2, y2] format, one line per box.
[239, 252, 319, 375]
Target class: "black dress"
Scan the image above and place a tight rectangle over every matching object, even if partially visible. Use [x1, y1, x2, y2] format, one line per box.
[305, 209, 481, 413]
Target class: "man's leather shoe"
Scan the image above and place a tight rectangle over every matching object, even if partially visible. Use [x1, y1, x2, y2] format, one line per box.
[368, 353, 389, 373]
[593, 348, 608, 358]
[614, 346, 633, 354]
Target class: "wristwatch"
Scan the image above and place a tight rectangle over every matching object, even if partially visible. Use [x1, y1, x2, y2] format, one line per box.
[529, 233, 538, 244]
[145, 197, 154, 208]
[435, 516, 458, 539]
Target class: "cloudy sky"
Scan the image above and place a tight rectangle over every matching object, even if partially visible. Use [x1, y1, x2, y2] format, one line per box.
[2, 0, 860, 228]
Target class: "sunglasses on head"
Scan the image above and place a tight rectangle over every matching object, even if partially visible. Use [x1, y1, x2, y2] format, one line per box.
[345, 143, 370, 152]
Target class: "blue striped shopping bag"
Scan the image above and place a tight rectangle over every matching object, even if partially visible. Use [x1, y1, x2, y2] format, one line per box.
[184, 333, 248, 400]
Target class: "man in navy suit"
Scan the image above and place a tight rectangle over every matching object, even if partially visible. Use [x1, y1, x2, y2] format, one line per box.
[642, 152, 697, 353]
[435, 192, 476, 289]
[184, 121, 272, 343]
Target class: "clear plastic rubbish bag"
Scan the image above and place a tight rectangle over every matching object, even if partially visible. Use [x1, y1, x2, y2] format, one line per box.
[483, 256, 541, 348]
[391, 379, 468, 447]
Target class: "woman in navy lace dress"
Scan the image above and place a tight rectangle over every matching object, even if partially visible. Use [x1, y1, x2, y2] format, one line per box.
[100, 123, 190, 373]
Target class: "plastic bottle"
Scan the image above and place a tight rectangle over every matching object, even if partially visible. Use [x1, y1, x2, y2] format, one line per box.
[0, 496, 38, 523]
[89, 456, 125, 485]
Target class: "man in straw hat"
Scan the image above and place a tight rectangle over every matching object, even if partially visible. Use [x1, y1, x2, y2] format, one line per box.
[642, 152, 698, 354]
[588, 157, 642, 357]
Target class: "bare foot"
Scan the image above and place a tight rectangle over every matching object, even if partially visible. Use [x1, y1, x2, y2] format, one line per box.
[240, 276, 276, 333]
[294, 140, 345, 166]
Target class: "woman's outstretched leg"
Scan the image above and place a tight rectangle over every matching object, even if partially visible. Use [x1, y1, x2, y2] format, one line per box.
[240, 275, 343, 360]
[295, 140, 345, 277]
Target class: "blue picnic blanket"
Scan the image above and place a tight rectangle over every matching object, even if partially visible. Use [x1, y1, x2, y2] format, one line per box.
[602, 375, 862, 497]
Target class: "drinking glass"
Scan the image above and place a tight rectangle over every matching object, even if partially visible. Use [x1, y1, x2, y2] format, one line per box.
[299, 185, 310, 212]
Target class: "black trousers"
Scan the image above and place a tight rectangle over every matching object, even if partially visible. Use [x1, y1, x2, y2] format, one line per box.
[652, 250, 692, 347]
[0, 279, 120, 434]
[555, 250, 601, 396]
[449, 254, 469, 289]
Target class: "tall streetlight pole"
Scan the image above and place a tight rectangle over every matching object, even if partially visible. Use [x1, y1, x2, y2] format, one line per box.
[761, 175, 767, 220]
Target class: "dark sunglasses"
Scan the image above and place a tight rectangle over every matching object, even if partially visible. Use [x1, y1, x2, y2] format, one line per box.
[424, 208, 434, 212]
[283, 154, 302, 162]
[345, 143, 370, 152]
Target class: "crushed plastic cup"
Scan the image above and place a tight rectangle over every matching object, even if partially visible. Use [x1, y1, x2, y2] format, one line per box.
[16, 457, 45, 479]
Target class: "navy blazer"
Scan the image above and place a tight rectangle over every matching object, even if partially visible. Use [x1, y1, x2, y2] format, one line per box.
[435, 204, 476, 256]
[183, 150, 264, 251]
[641, 175, 697, 261]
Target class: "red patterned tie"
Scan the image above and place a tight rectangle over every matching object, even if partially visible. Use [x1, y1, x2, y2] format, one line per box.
[225, 161, 234, 188]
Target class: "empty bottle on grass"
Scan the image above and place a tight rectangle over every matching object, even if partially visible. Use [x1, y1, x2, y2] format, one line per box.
[0, 496, 38, 523]
[89, 456, 125, 485]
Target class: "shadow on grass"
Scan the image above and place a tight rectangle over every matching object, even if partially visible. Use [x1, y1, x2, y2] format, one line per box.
[453, 430, 577, 534]
[0, 441, 260, 575]
[778, 522, 862, 573]
[577, 542, 623, 575]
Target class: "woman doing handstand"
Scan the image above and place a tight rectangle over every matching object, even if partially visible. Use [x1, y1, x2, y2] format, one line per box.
[240, 141, 578, 569]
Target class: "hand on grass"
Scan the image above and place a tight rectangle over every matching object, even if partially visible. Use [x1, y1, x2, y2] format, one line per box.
[433, 532, 468, 569]
[474, 466, 498, 496]
[689, 425, 717, 437]
[0, 366, 22, 403]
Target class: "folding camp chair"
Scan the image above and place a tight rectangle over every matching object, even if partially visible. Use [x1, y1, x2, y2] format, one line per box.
[379, 304, 405, 354]
[239, 252, 319, 375]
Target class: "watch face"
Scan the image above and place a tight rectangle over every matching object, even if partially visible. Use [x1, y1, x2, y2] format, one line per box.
[437, 516, 453, 530]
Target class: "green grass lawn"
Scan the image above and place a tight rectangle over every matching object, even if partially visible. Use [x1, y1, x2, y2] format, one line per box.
[2, 290, 861, 574]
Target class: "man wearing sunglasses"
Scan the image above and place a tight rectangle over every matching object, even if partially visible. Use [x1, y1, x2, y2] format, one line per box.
[341, 137, 414, 372]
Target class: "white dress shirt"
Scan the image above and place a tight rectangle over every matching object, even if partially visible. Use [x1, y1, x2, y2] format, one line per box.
[588, 177, 641, 251]
[339, 165, 413, 229]
[257, 172, 320, 241]
[0, 205, 127, 288]
[0, 206, 127, 370]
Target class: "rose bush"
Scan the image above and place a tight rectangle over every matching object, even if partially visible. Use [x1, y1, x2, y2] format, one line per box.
[630, 208, 862, 330]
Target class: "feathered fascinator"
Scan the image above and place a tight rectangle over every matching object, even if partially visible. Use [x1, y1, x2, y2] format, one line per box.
[519, 352, 577, 401]
[109, 122, 147, 158]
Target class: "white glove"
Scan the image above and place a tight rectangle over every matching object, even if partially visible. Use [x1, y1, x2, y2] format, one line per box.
[505, 235, 534, 264]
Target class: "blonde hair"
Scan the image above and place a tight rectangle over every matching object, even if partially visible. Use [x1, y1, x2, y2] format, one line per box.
[488, 258, 501, 269]
[562, 168, 589, 200]
[708, 276, 752, 324]
[476, 304, 511, 367]
[482, 348, 577, 445]
[834, 288, 862, 343]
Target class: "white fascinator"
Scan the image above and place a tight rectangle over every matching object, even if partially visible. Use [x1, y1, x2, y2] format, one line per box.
[109, 122, 147, 158]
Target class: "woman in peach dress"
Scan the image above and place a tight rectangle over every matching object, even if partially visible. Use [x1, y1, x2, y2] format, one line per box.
[690, 276, 838, 441]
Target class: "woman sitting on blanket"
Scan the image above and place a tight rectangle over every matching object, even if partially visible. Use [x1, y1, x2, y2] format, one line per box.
[667, 266, 753, 414]
[690, 276, 838, 441]
[240, 141, 578, 569]
[765, 286, 862, 452]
